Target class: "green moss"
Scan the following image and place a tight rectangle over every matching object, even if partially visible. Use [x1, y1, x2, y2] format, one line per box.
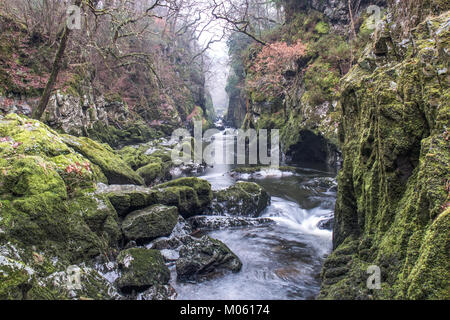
[212, 182, 270, 217]
[86, 121, 163, 149]
[136, 162, 164, 185]
[122, 204, 179, 243]
[116, 248, 170, 293]
[62, 135, 144, 185]
[315, 21, 330, 34]
[320, 12, 450, 300]
[156, 177, 213, 209]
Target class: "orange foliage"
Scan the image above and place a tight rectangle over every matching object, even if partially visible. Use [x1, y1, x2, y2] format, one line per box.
[246, 40, 307, 98]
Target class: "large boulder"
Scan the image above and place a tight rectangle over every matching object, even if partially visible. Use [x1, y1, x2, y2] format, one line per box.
[116, 248, 170, 293]
[157, 177, 213, 209]
[176, 236, 242, 282]
[0, 114, 120, 264]
[212, 182, 270, 217]
[122, 205, 179, 244]
[101, 185, 154, 217]
[62, 135, 144, 185]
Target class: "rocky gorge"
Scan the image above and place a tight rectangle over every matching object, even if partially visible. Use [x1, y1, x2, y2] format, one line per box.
[0, 0, 449, 301]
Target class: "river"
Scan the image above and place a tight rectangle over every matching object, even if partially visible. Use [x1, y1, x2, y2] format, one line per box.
[171, 127, 336, 300]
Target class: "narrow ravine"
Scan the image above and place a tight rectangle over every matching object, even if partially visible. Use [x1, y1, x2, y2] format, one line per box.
[171, 126, 336, 300]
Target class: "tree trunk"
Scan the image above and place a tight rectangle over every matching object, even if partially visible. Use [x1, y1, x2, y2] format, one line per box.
[32, 0, 82, 120]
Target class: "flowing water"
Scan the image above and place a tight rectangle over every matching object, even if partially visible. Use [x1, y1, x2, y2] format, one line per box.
[172, 128, 336, 300]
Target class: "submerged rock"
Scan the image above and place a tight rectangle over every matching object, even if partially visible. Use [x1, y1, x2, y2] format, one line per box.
[176, 236, 242, 282]
[116, 248, 170, 293]
[317, 216, 334, 231]
[122, 205, 179, 244]
[188, 215, 274, 230]
[211, 182, 270, 217]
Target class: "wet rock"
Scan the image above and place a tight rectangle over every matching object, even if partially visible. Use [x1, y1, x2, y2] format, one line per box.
[36, 265, 120, 300]
[171, 216, 194, 237]
[138, 284, 177, 300]
[317, 216, 334, 231]
[116, 248, 170, 293]
[211, 182, 270, 217]
[122, 205, 179, 244]
[101, 178, 213, 218]
[176, 236, 242, 282]
[188, 215, 274, 230]
[148, 234, 193, 251]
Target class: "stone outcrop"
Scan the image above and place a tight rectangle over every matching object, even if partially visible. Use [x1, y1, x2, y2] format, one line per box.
[211, 182, 270, 217]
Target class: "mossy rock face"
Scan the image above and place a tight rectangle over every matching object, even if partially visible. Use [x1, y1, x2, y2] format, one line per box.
[118, 146, 155, 170]
[212, 182, 270, 217]
[62, 135, 143, 185]
[122, 205, 179, 244]
[116, 248, 170, 293]
[320, 13, 450, 300]
[176, 236, 242, 282]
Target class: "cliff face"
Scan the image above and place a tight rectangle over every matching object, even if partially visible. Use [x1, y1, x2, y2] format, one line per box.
[224, 0, 394, 169]
[224, 0, 449, 299]
[320, 2, 449, 299]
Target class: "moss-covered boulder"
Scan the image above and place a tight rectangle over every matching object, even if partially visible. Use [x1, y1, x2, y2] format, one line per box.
[62, 135, 143, 185]
[137, 162, 167, 186]
[157, 177, 212, 207]
[104, 187, 153, 217]
[122, 205, 179, 244]
[212, 182, 270, 217]
[116, 248, 170, 293]
[118, 144, 172, 170]
[153, 178, 213, 218]
[0, 114, 120, 266]
[176, 236, 242, 282]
